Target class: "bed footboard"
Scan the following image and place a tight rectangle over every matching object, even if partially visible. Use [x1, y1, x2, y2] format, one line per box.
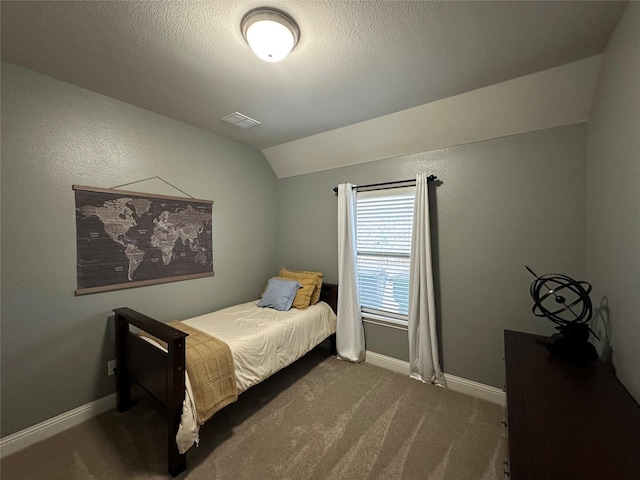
[114, 307, 188, 477]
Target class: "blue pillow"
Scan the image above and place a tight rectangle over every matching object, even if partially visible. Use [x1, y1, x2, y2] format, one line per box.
[257, 278, 301, 311]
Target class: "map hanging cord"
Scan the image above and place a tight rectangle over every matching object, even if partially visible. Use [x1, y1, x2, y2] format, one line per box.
[110, 176, 194, 199]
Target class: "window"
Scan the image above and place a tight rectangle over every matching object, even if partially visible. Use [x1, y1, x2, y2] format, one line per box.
[356, 187, 414, 321]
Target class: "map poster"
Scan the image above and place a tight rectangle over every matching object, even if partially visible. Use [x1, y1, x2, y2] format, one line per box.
[74, 185, 213, 295]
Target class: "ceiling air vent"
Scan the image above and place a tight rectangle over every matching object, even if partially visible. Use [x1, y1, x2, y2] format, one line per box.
[221, 112, 261, 129]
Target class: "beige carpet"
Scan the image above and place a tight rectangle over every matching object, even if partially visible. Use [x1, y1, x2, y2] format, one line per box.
[1, 349, 506, 479]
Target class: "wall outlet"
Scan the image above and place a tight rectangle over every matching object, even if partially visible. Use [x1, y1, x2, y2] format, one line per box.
[107, 359, 116, 376]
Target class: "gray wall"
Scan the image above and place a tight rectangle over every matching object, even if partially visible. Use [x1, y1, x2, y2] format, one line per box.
[0, 62, 279, 436]
[586, 3, 640, 402]
[4, 3, 637, 435]
[278, 123, 587, 388]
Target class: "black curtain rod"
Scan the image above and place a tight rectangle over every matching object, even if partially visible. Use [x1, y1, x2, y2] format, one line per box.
[332, 175, 437, 193]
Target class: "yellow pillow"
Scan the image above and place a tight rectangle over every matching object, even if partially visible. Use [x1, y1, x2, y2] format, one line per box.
[279, 268, 323, 305]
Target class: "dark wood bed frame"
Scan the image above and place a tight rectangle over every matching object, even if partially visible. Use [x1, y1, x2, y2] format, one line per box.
[114, 282, 338, 477]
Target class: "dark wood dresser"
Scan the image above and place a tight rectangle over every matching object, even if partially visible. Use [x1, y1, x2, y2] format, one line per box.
[504, 329, 640, 479]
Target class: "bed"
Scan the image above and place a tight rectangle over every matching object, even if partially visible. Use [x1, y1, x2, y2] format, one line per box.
[114, 281, 338, 476]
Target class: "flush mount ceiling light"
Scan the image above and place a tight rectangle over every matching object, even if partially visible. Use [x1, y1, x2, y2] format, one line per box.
[241, 8, 299, 62]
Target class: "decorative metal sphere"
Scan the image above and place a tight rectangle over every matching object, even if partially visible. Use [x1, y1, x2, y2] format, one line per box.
[526, 267, 593, 327]
[525, 266, 597, 363]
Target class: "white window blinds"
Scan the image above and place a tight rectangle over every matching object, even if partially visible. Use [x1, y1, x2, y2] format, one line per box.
[356, 187, 414, 320]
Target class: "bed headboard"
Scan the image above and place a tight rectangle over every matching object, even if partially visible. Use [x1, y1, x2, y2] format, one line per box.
[319, 283, 338, 314]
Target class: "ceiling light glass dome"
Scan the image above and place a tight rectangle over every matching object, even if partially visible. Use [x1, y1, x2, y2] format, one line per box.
[241, 8, 299, 62]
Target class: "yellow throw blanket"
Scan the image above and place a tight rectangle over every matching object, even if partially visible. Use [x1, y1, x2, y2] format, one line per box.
[168, 321, 238, 424]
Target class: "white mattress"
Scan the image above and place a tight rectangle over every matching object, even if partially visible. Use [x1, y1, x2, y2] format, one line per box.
[174, 299, 337, 452]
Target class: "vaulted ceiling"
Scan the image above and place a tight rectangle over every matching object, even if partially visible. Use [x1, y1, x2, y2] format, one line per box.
[1, 1, 628, 154]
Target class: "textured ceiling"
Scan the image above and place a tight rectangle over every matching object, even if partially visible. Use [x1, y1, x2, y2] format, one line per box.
[0, 1, 628, 150]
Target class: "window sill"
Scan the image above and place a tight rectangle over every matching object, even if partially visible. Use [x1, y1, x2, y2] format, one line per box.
[362, 313, 408, 331]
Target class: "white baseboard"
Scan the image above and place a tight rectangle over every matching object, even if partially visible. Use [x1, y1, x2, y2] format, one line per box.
[0, 393, 117, 458]
[365, 350, 505, 406]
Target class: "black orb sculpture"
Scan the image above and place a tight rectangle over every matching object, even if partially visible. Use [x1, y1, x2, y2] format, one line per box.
[525, 266, 598, 364]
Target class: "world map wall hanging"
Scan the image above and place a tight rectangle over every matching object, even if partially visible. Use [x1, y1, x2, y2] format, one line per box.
[73, 185, 213, 295]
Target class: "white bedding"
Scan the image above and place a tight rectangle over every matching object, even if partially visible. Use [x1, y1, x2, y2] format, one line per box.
[174, 299, 337, 452]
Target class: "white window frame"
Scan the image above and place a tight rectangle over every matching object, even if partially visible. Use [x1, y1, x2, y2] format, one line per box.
[355, 186, 415, 324]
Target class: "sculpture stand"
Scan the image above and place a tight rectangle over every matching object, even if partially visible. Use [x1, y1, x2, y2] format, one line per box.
[545, 323, 598, 364]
